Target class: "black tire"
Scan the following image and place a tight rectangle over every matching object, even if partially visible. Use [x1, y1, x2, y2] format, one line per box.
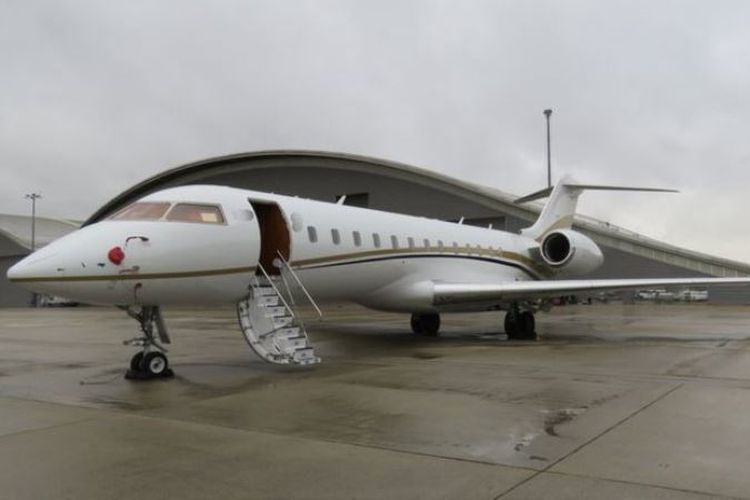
[411, 313, 424, 335]
[143, 352, 169, 377]
[504, 312, 517, 338]
[505, 311, 536, 340]
[130, 352, 144, 372]
[519, 311, 537, 340]
[411, 313, 441, 336]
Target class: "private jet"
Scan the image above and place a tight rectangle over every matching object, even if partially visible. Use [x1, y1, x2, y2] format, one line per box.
[8, 176, 750, 379]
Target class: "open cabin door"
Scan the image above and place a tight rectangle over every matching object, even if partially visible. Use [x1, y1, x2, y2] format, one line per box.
[249, 200, 291, 275]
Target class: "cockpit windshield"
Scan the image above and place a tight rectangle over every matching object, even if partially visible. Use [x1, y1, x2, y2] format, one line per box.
[166, 204, 225, 224]
[108, 202, 171, 221]
[107, 201, 225, 224]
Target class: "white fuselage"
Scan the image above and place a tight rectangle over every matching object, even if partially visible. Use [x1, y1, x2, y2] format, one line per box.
[8, 185, 554, 312]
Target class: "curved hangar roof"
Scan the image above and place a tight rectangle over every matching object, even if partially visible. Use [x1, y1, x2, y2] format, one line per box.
[0, 214, 79, 258]
[86, 150, 750, 278]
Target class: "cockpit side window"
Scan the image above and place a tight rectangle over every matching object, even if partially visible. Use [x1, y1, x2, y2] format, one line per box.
[109, 202, 171, 221]
[166, 203, 225, 224]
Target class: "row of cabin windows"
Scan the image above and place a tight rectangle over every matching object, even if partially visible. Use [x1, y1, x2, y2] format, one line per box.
[306, 226, 500, 252]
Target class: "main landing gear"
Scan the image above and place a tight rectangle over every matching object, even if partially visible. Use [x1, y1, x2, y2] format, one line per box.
[504, 304, 537, 340]
[121, 306, 174, 380]
[411, 308, 536, 339]
[411, 312, 441, 336]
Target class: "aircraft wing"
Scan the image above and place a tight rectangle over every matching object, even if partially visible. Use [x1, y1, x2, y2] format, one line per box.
[432, 277, 750, 305]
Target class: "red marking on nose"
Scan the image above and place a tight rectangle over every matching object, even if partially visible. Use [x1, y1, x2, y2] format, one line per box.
[108, 246, 125, 265]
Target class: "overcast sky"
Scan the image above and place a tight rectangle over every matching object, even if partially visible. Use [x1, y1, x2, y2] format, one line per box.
[2, 0, 749, 262]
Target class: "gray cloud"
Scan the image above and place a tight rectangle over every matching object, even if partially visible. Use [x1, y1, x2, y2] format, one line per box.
[1, 0, 749, 261]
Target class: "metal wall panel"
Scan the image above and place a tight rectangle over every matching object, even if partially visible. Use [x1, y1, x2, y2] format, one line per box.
[0, 256, 32, 307]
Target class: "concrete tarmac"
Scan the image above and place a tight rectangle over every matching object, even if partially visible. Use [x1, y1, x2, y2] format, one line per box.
[1, 303, 750, 499]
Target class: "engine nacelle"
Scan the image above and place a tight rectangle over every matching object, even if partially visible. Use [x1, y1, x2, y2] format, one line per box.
[539, 229, 604, 276]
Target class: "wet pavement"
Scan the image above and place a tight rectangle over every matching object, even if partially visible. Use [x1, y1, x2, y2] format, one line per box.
[1, 303, 750, 499]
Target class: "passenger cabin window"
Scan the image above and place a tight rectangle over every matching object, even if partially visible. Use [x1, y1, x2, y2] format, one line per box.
[166, 204, 225, 224]
[307, 226, 318, 243]
[331, 229, 341, 245]
[391, 235, 399, 248]
[407, 237, 415, 248]
[109, 202, 170, 221]
[373, 233, 381, 248]
[353, 231, 362, 247]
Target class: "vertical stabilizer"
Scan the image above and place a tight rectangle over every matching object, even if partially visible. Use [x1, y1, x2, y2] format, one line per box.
[515, 176, 678, 240]
[517, 176, 581, 240]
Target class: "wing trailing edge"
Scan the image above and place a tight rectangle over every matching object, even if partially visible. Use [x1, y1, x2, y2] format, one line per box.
[432, 277, 750, 305]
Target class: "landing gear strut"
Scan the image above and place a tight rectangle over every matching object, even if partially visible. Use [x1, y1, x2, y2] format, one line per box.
[504, 304, 536, 340]
[411, 313, 441, 336]
[121, 306, 174, 380]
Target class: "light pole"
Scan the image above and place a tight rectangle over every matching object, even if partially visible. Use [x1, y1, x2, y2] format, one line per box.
[544, 109, 553, 188]
[25, 193, 41, 251]
[25, 193, 41, 306]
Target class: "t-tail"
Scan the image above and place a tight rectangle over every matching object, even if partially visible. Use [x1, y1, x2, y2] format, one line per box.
[515, 175, 678, 240]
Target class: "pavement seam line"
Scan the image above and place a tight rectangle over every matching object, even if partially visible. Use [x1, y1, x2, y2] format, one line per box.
[540, 470, 745, 500]
[125, 409, 538, 473]
[0, 417, 98, 443]
[494, 382, 684, 500]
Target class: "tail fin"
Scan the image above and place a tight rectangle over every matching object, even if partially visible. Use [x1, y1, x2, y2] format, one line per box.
[516, 175, 677, 240]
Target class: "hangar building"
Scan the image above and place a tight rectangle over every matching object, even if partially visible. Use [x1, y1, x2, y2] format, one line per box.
[3, 150, 749, 306]
[0, 214, 79, 307]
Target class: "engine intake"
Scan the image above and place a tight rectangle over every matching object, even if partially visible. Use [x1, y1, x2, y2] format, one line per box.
[542, 232, 572, 265]
[539, 229, 604, 276]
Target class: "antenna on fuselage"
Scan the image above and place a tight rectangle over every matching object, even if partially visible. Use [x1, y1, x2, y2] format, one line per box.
[336, 195, 347, 205]
[458, 217, 464, 225]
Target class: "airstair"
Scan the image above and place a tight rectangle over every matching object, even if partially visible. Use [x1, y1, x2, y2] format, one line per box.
[237, 253, 322, 366]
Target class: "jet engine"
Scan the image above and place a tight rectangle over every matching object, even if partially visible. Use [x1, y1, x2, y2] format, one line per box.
[539, 229, 604, 276]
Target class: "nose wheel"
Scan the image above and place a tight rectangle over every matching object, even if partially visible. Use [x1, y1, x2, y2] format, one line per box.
[128, 351, 171, 378]
[121, 306, 174, 380]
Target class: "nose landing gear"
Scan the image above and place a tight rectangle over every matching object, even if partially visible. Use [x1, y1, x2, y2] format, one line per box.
[121, 306, 174, 380]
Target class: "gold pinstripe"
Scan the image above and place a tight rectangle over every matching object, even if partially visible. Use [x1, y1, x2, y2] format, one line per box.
[292, 247, 549, 277]
[11, 248, 550, 284]
[9, 266, 257, 284]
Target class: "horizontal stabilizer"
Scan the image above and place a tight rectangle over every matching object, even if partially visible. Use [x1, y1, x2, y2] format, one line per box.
[515, 184, 678, 204]
[517, 175, 678, 239]
[514, 186, 554, 204]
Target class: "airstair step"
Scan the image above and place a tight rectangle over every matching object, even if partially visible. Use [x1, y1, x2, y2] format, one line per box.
[256, 295, 280, 306]
[293, 347, 319, 364]
[283, 337, 308, 350]
[272, 316, 293, 328]
[275, 327, 301, 338]
[237, 274, 320, 366]
[263, 306, 289, 317]
[253, 286, 278, 296]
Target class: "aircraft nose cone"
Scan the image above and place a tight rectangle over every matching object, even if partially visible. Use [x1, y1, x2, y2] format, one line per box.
[7, 252, 57, 283]
[7, 258, 30, 281]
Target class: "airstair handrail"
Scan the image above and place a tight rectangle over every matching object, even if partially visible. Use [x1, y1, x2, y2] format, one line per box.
[275, 251, 323, 317]
[256, 262, 295, 318]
